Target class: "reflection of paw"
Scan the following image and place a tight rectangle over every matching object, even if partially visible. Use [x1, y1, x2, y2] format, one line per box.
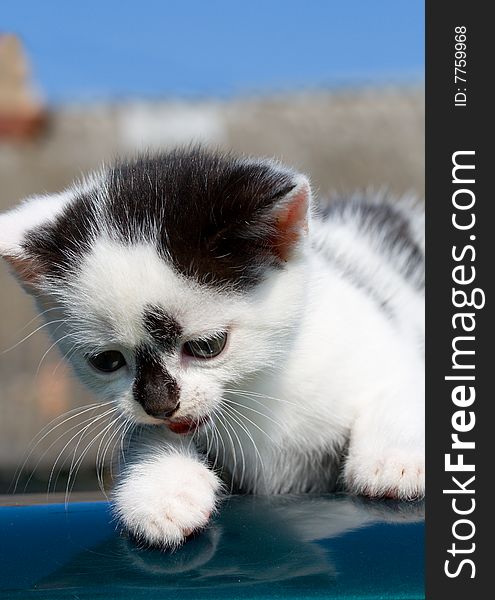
[114, 454, 221, 548]
[344, 450, 425, 500]
[121, 525, 222, 575]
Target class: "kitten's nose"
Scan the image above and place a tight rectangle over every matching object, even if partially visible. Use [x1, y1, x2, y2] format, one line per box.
[147, 402, 180, 420]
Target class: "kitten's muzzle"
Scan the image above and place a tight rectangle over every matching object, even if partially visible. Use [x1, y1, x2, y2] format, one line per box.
[146, 402, 180, 420]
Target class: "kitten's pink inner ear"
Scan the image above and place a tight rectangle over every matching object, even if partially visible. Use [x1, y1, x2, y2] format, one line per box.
[272, 180, 310, 262]
[3, 254, 42, 289]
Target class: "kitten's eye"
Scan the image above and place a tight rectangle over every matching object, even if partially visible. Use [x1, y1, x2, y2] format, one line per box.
[183, 332, 227, 360]
[88, 350, 126, 373]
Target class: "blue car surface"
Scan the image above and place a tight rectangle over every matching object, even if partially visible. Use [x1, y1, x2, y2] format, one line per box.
[0, 494, 424, 599]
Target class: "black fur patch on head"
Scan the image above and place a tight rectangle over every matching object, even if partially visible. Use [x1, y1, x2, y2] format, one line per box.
[105, 149, 296, 288]
[133, 346, 180, 419]
[142, 305, 182, 351]
[23, 148, 298, 290]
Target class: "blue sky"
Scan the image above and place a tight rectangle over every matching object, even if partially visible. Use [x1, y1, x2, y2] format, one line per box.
[3, 1, 424, 104]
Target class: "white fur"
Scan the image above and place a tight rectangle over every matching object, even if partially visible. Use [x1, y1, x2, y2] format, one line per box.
[0, 171, 105, 257]
[0, 192, 71, 256]
[113, 432, 221, 547]
[0, 175, 424, 548]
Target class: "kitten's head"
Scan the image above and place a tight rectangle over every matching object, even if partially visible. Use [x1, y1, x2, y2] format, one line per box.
[0, 148, 311, 433]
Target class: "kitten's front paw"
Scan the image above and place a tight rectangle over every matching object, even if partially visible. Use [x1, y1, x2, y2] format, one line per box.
[344, 450, 425, 500]
[114, 454, 221, 548]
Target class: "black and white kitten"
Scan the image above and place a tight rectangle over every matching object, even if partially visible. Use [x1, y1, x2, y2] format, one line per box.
[0, 148, 424, 547]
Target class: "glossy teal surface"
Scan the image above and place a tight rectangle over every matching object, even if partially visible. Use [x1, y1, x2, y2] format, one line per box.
[0, 495, 424, 599]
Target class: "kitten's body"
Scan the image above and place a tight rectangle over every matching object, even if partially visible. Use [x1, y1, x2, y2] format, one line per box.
[208, 199, 424, 496]
[0, 149, 424, 547]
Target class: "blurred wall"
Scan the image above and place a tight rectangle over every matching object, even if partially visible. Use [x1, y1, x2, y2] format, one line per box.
[0, 87, 424, 493]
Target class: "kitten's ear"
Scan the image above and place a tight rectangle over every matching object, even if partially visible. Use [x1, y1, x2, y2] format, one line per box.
[265, 174, 311, 262]
[0, 193, 68, 291]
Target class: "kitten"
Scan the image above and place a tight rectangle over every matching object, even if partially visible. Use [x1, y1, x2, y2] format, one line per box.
[0, 148, 424, 547]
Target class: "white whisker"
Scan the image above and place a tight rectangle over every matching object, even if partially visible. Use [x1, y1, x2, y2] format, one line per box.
[1, 318, 68, 355]
[109, 419, 133, 479]
[95, 416, 122, 494]
[47, 406, 118, 495]
[12, 402, 115, 493]
[219, 408, 246, 491]
[225, 387, 300, 408]
[214, 409, 238, 494]
[223, 397, 284, 430]
[118, 420, 135, 468]
[222, 400, 279, 447]
[64, 419, 119, 505]
[98, 417, 128, 495]
[221, 403, 266, 486]
[35, 332, 76, 377]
